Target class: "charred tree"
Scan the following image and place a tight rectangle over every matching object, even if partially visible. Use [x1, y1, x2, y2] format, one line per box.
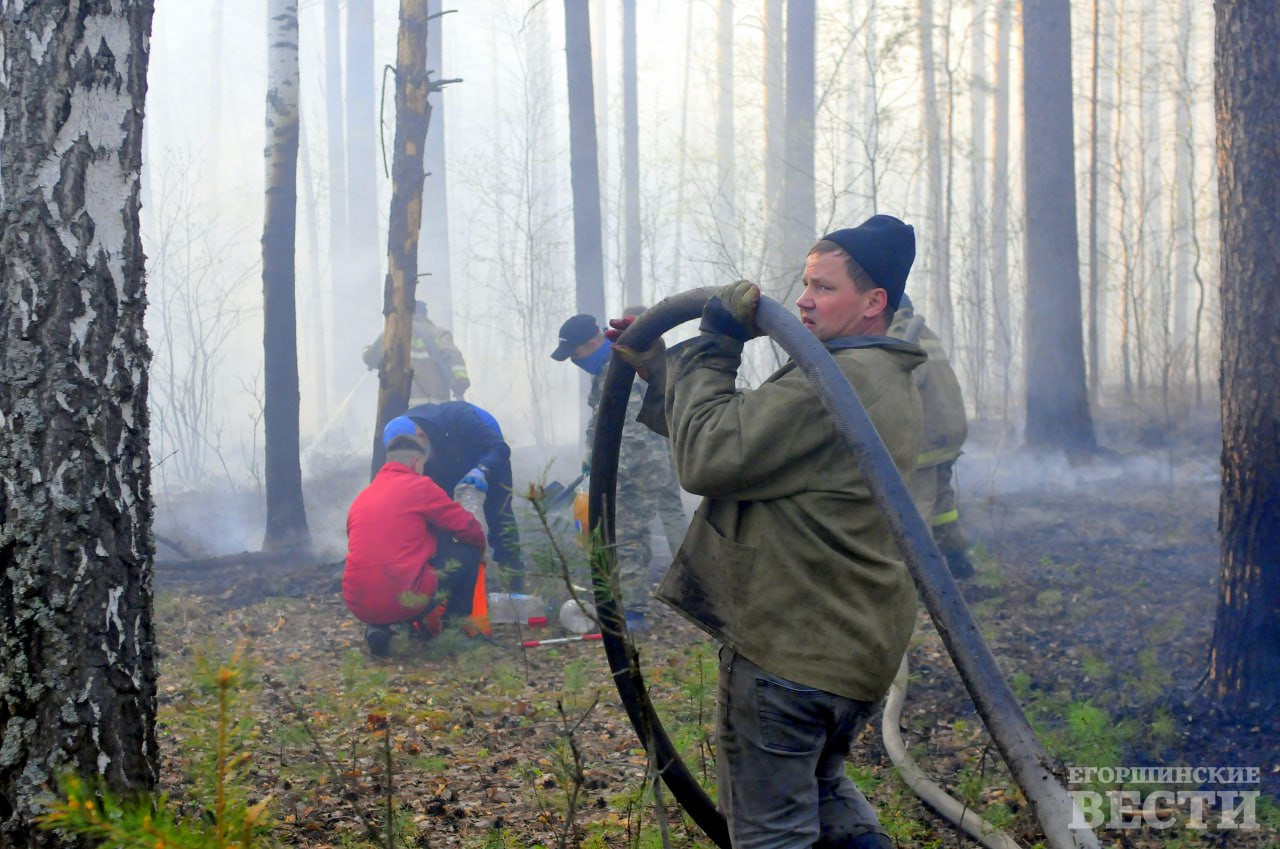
[563, 0, 606, 324]
[0, 2, 158, 844]
[1208, 0, 1280, 716]
[370, 0, 434, 477]
[1020, 0, 1096, 456]
[262, 0, 310, 551]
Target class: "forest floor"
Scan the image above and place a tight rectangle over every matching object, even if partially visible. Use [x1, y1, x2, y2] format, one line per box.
[152, 413, 1279, 849]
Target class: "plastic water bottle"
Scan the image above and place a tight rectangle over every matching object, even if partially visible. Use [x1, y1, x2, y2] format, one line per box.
[456, 482, 489, 559]
[456, 482, 487, 529]
[559, 598, 597, 634]
[487, 592, 547, 624]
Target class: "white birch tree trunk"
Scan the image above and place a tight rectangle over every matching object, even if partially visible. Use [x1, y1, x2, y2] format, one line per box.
[262, 0, 309, 550]
[0, 2, 158, 843]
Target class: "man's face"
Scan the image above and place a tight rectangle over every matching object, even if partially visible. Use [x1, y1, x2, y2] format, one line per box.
[570, 333, 605, 362]
[796, 250, 887, 341]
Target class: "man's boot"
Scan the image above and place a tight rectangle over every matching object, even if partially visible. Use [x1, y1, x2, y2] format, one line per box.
[943, 548, 975, 579]
[365, 624, 392, 657]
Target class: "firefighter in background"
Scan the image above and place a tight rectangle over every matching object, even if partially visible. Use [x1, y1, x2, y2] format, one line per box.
[888, 294, 974, 578]
[363, 300, 470, 404]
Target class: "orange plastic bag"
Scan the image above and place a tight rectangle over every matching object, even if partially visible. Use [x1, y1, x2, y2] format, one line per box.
[573, 490, 590, 548]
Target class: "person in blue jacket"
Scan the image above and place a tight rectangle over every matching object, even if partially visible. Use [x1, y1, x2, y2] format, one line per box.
[405, 401, 525, 590]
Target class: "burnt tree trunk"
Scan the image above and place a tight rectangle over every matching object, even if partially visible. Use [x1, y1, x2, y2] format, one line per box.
[0, 2, 158, 845]
[1021, 0, 1096, 455]
[370, 0, 433, 477]
[262, 0, 310, 551]
[1208, 0, 1280, 716]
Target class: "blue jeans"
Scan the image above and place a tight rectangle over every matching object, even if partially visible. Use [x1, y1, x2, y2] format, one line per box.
[717, 647, 888, 849]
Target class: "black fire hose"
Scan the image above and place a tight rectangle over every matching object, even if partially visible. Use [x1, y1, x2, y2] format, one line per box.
[586, 287, 728, 847]
[587, 290, 1095, 849]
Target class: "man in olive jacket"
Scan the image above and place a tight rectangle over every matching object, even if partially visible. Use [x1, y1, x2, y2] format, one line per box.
[612, 215, 924, 849]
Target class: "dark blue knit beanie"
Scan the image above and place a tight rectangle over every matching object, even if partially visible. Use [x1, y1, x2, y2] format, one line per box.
[820, 215, 916, 310]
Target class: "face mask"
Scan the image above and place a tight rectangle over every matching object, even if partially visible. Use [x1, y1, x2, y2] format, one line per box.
[572, 338, 613, 376]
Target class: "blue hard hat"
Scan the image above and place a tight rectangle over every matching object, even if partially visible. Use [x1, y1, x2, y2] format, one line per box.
[382, 415, 419, 448]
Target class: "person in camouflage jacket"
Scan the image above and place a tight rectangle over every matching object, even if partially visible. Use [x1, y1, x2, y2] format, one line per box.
[551, 310, 687, 631]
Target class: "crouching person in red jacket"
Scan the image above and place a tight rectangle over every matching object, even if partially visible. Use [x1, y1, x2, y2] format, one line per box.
[344, 416, 487, 657]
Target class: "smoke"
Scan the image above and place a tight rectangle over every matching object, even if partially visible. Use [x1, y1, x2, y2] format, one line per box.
[957, 439, 1218, 498]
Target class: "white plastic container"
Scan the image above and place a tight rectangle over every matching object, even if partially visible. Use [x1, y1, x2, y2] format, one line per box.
[456, 482, 488, 529]
[487, 593, 546, 624]
[558, 598, 597, 634]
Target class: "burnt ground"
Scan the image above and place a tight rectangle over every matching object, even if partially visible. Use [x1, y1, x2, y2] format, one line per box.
[151, 419, 1279, 849]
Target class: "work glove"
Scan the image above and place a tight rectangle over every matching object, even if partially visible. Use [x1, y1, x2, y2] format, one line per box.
[606, 316, 667, 382]
[461, 467, 488, 491]
[581, 460, 591, 477]
[700, 279, 762, 340]
[451, 377, 470, 398]
[603, 315, 634, 343]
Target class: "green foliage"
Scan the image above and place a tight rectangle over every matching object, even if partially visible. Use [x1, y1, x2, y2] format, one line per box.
[39, 774, 273, 849]
[1146, 707, 1179, 749]
[1079, 653, 1111, 682]
[1061, 700, 1122, 769]
[474, 826, 522, 849]
[40, 646, 275, 849]
[955, 765, 985, 808]
[562, 657, 590, 698]
[1130, 647, 1174, 701]
[970, 548, 1006, 591]
[1034, 588, 1064, 612]
[1255, 792, 1280, 830]
[982, 800, 1017, 832]
[875, 781, 928, 844]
